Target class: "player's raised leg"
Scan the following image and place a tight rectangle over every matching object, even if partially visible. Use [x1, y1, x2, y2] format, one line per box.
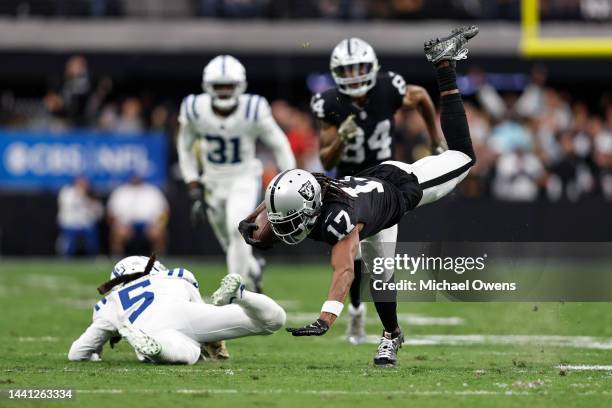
[384, 26, 478, 207]
[189, 274, 286, 343]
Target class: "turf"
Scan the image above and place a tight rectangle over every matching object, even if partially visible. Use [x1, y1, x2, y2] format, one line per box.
[1, 259, 612, 407]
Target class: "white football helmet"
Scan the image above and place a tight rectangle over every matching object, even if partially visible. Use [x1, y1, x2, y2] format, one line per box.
[110, 256, 167, 281]
[265, 170, 322, 245]
[330, 37, 380, 97]
[202, 55, 247, 110]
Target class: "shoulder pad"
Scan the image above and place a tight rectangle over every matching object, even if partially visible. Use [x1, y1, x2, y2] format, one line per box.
[166, 268, 199, 288]
[311, 89, 344, 125]
[179, 94, 203, 124]
[242, 94, 268, 122]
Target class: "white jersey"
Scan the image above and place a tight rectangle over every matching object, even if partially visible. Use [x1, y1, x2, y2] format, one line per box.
[68, 268, 202, 361]
[177, 93, 295, 183]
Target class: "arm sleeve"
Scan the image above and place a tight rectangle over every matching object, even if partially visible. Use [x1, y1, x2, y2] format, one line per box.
[177, 97, 202, 184]
[68, 319, 115, 361]
[256, 97, 296, 171]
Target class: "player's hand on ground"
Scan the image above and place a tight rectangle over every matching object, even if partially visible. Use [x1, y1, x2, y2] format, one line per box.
[188, 184, 207, 225]
[286, 318, 329, 336]
[238, 220, 263, 246]
[338, 114, 359, 144]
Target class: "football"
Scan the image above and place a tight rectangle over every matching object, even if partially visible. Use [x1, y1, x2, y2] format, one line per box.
[253, 209, 276, 248]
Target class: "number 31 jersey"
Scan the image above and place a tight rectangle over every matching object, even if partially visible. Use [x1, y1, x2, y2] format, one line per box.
[308, 164, 423, 246]
[311, 71, 407, 178]
[177, 93, 295, 184]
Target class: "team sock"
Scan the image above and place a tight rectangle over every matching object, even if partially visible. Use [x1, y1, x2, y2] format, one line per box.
[349, 260, 362, 308]
[436, 65, 475, 162]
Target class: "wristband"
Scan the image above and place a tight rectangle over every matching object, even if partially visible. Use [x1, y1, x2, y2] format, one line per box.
[321, 300, 344, 317]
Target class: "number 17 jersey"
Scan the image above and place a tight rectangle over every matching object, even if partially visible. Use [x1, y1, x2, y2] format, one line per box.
[307, 164, 423, 246]
[311, 71, 407, 178]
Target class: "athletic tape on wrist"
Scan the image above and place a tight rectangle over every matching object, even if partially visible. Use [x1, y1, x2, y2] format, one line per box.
[321, 300, 344, 317]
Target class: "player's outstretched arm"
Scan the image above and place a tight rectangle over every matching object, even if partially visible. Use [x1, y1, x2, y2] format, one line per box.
[403, 85, 445, 153]
[68, 322, 114, 361]
[286, 227, 360, 336]
[318, 120, 343, 170]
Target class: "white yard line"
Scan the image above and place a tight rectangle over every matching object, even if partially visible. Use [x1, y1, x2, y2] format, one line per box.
[17, 336, 59, 342]
[344, 334, 612, 350]
[75, 388, 532, 396]
[557, 365, 612, 371]
[287, 312, 464, 326]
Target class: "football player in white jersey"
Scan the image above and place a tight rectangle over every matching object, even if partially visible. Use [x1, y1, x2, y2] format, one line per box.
[68, 256, 286, 365]
[177, 55, 295, 292]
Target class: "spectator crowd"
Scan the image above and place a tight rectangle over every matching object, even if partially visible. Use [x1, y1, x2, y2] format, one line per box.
[2, 56, 612, 205]
[1, 0, 611, 21]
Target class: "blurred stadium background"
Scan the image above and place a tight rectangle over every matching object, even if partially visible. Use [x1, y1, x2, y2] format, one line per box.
[0, 0, 611, 258]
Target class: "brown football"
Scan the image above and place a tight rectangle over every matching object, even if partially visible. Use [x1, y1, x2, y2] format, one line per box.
[252, 210, 277, 248]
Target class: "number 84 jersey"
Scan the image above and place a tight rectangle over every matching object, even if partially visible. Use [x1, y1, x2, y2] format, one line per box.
[178, 93, 295, 183]
[308, 164, 423, 246]
[311, 71, 407, 178]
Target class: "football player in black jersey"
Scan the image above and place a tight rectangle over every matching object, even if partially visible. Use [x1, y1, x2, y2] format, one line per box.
[311, 37, 444, 345]
[240, 26, 479, 367]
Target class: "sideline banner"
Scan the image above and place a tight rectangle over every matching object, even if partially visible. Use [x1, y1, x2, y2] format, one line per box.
[0, 130, 167, 192]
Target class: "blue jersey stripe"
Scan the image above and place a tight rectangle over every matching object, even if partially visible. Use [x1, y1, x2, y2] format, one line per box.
[191, 95, 199, 119]
[253, 96, 262, 121]
[178, 268, 184, 278]
[245, 95, 253, 119]
[184, 96, 193, 122]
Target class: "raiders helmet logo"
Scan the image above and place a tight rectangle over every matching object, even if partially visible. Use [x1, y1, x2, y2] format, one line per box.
[298, 181, 315, 201]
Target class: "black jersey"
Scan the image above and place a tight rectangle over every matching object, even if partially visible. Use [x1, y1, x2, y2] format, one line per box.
[308, 164, 422, 246]
[311, 71, 407, 178]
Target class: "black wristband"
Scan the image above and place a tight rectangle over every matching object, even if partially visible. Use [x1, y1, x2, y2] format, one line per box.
[188, 185, 203, 202]
[435, 65, 458, 93]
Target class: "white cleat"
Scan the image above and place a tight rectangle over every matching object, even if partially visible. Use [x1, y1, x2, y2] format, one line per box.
[346, 303, 367, 345]
[118, 325, 161, 361]
[211, 274, 245, 306]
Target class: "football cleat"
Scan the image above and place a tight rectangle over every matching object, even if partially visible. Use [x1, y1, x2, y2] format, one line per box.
[346, 303, 367, 345]
[118, 324, 162, 362]
[424, 25, 479, 65]
[211, 274, 245, 306]
[373, 331, 404, 367]
[202, 340, 230, 360]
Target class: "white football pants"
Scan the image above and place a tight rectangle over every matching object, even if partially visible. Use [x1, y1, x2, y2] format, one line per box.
[135, 290, 286, 365]
[360, 150, 472, 282]
[205, 172, 262, 285]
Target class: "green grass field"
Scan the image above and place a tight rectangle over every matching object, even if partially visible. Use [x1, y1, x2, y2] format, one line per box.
[1, 259, 612, 407]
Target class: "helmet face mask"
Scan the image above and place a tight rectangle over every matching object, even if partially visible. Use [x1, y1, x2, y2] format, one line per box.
[268, 205, 319, 245]
[265, 170, 322, 245]
[202, 55, 247, 111]
[330, 38, 380, 97]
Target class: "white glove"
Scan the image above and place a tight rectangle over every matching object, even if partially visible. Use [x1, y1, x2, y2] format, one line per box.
[338, 114, 359, 144]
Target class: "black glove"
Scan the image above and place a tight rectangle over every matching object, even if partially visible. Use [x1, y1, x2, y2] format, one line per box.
[286, 319, 329, 336]
[238, 219, 262, 247]
[189, 184, 207, 226]
[109, 335, 122, 349]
